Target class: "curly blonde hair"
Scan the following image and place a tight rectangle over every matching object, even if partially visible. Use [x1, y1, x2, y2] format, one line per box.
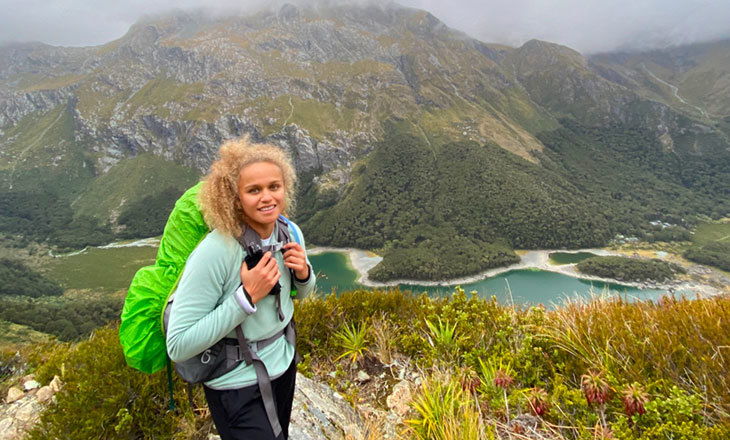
[199, 136, 297, 237]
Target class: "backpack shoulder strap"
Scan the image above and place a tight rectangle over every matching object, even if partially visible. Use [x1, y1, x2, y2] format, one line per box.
[278, 215, 301, 245]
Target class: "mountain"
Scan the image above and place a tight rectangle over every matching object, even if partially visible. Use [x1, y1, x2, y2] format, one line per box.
[1, 3, 729, 279]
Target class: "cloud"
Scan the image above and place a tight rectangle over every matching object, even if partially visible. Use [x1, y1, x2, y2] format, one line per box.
[1, 0, 729, 53]
[401, 0, 730, 53]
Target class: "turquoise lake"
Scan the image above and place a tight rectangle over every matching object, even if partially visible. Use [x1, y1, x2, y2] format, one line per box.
[309, 252, 671, 308]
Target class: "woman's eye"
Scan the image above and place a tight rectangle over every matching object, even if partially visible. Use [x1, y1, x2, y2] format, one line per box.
[248, 188, 259, 194]
[271, 184, 280, 190]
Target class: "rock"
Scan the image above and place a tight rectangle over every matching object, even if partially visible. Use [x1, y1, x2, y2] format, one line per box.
[49, 376, 63, 393]
[386, 381, 412, 418]
[506, 413, 542, 437]
[5, 388, 23, 404]
[35, 387, 54, 403]
[183, 374, 366, 440]
[289, 373, 364, 440]
[356, 371, 370, 383]
[358, 404, 397, 439]
[13, 399, 40, 424]
[0, 418, 19, 440]
[23, 381, 40, 391]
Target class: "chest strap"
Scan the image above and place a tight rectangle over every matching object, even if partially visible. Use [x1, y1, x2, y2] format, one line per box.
[237, 219, 292, 322]
[224, 320, 297, 439]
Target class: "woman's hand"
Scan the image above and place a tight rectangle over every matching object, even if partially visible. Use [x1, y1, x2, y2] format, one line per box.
[240, 251, 281, 304]
[282, 242, 310, 281]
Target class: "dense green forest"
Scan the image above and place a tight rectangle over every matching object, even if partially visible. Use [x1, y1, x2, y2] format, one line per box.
[684, 241, 730, 272]
[0, 258, 63, 297]
[0, 185, 185, 249]
[0, 296, 122, 341]
[537, 119, 730, 233]
[576, 256, 686, 283]
[302, 123, 610, 280]
[0, 191, 113, 248]
[300, 120, 730, 281]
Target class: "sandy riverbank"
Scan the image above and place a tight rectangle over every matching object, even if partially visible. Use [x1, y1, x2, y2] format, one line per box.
[307, 247, 726, 298]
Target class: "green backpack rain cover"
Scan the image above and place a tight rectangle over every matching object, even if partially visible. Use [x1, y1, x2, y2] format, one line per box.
[119, 182, 210, 374]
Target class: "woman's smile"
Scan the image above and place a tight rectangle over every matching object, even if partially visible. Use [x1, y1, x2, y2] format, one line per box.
[238, 161, 286, 237]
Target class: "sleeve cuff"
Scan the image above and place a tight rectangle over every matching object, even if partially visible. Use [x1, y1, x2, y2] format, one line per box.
[294, 263, 313, 284]
[234, 285, 257, 314]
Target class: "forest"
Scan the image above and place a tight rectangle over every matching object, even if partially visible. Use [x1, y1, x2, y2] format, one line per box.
[576, 256, 686, 283]
[683, 241, 730, 272]
[301, 120, 730, 280]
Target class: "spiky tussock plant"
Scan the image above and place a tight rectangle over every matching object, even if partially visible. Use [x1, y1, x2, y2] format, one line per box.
[334, 322, 370, 367]
[406, 372, 495, 440]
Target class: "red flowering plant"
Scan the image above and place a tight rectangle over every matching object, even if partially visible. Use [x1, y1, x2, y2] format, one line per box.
[581, 369, 611, 405]
[525, 387, 550, 417]
[622, 382, 649, 418]
[581, 369, 612, 427]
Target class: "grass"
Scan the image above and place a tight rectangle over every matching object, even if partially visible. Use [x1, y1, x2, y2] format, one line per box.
[20, 74, 87, 92]
[46, 245, 157, 292]
[334, 322, 371, 365]
[0, 105, 94, 195]
[692, 219, 730, 245]
[74, 81, 131, 121]
[0, 320, 51, 346]
[249, 95, 358, 139]
[70, 153, 199, 223]
[122, 77, 205, 120]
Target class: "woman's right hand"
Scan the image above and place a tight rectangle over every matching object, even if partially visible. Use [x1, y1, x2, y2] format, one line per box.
[240, 251, 281, 304]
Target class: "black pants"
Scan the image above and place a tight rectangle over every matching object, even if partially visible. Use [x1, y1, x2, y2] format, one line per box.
[203, 358, 297, 440]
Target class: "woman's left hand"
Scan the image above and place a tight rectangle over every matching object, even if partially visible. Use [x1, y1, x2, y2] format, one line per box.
[282, 242, 310, 281]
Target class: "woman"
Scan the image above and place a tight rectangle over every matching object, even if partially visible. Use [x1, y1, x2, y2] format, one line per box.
[166, 136, 315, 439]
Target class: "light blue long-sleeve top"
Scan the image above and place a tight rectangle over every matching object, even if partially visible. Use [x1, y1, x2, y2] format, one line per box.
[166, 221, 315, 390]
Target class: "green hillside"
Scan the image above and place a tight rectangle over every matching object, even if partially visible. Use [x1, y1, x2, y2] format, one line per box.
[0, 105, 94, 195]
[537, 119, 730, 226]
[302, 123, 609, 280]
[71, 153, 199, 237]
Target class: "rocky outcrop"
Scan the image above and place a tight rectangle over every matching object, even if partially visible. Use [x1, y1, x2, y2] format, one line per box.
[1, 373, 365, 440]
[0, 375, 63, 440]
[289, 374, 365, 440]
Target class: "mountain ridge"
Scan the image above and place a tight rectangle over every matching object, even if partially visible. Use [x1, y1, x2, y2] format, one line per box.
[1, 3, 729, 278]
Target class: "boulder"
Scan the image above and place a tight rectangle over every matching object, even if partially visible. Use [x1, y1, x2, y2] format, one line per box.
[289, 373, 364, 440]
[208, 373, 365, 440]
[23, 381, 40, 391]
[49, 376, 63, 393]
[386, 381, 412, 419]
[5, 388, 23, 404]
[35, 387, 54, 403]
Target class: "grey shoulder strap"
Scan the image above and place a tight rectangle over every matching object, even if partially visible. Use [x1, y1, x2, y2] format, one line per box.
[233, 322, 297, 439]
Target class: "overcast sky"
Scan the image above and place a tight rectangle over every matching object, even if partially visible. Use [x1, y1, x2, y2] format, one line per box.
[1, 0, 729, 54]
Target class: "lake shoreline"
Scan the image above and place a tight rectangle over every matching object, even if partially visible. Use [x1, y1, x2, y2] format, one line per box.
[307, 246, 725, 298]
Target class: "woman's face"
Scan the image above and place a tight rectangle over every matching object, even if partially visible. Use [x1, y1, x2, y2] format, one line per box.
[238, 161, 285, 237]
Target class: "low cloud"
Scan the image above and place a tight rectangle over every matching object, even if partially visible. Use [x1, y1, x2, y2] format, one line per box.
[1, 0, 729, 53]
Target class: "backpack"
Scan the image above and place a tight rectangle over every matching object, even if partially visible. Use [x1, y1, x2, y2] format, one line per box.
[119, 182, 302, 431]
[119, 182, 209, 376]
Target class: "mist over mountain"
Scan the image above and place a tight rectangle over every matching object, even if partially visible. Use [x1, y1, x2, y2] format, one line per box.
[3, 0, 730, 54]
[1, 2, 728, 280]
